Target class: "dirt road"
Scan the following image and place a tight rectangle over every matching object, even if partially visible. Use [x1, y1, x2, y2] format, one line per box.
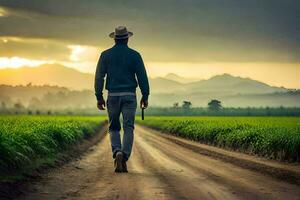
[14, 125, 300, 200]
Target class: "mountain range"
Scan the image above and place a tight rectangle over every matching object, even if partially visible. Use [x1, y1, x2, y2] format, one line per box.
[164, 73, 199, 83]
[0, 64, 298, 107]
[0, 64, 289, 94]
[0, 64, 94, 90]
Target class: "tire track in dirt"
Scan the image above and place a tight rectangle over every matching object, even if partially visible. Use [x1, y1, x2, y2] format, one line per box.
[15, 129, 175, 200]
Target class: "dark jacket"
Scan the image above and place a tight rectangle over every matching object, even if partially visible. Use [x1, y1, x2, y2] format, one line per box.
[94, 43, 150, 101]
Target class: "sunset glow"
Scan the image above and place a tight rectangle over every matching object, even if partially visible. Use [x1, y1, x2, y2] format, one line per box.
[0, 1, 299, 88]
[0, 7, 7, 17]
[68, 45, 99, 62]
[68, 45, 86, 62]
[1, 55, 299, 88]
[0, 57, 52, 68]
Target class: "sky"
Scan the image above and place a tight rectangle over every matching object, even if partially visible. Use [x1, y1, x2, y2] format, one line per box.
[0, 0, 300, 88]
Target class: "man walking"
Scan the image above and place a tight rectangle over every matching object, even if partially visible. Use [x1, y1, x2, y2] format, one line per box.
[94, 26, 150, 173]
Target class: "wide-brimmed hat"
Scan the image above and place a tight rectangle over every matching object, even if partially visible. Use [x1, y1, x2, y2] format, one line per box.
[109, 26, 133, 39]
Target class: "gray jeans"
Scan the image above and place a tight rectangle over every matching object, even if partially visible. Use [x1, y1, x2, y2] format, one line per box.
[107, 95, 137, 161]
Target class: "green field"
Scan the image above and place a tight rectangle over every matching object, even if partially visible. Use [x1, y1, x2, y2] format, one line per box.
[0, 116, 105, 180]
[137, 117, 300, 161]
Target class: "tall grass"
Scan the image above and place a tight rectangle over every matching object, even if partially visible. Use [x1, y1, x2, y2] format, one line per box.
[137, 117, 300, 161]
[0, 116, 105, 177]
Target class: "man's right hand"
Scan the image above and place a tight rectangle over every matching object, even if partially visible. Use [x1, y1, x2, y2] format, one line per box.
[97, 98, 106, 110]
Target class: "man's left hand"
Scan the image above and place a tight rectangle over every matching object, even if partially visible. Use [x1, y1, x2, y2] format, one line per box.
[140, 99, 148, 109]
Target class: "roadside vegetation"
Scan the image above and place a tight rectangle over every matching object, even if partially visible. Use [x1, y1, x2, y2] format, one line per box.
[137, 117, 300, 162]
[0, 116, 105, 181]
[141, 106, 300, 116]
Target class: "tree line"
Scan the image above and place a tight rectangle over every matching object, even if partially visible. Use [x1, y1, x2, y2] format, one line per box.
[2, 99, 300, 116]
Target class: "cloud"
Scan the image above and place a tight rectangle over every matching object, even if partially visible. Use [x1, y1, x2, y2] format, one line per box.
[68, 45, 99, 62]
[0, 35, 102, 73]
[0, 37, 71, 60]
[0, 57, 54, 69]
[0, 6, 7, 17]
[0, 1, 299, 62]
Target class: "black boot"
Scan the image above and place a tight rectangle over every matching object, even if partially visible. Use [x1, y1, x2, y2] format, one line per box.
[122, 161, 128, 173]
[114, 151, 123, 173]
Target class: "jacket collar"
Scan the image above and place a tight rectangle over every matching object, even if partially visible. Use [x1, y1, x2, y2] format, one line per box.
[114, 43, 128, 47]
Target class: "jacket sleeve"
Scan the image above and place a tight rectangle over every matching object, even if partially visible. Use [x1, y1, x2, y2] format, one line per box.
[135, 53, 150, 100]
[94, 53, 107, 100]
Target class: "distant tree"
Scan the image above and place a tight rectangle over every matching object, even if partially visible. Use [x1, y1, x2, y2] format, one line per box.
[246, 107, 251, 116]
[14, 102, 24, 110]
[182, 101, 192, 109]
[266, 106, 271, 116]
[36, 110, 41, 115]
[29, 97, 42, 109]
[173, 102, 179, 108]
[208, 99, 222, 111]
[28, 110, 32, 115]
[1, 102, 6, 109]
[47, 110, 52, 115]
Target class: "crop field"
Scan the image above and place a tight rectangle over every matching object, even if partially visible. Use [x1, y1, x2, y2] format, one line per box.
[137, 116, 300, 161]
[0, 115, 105, 179]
